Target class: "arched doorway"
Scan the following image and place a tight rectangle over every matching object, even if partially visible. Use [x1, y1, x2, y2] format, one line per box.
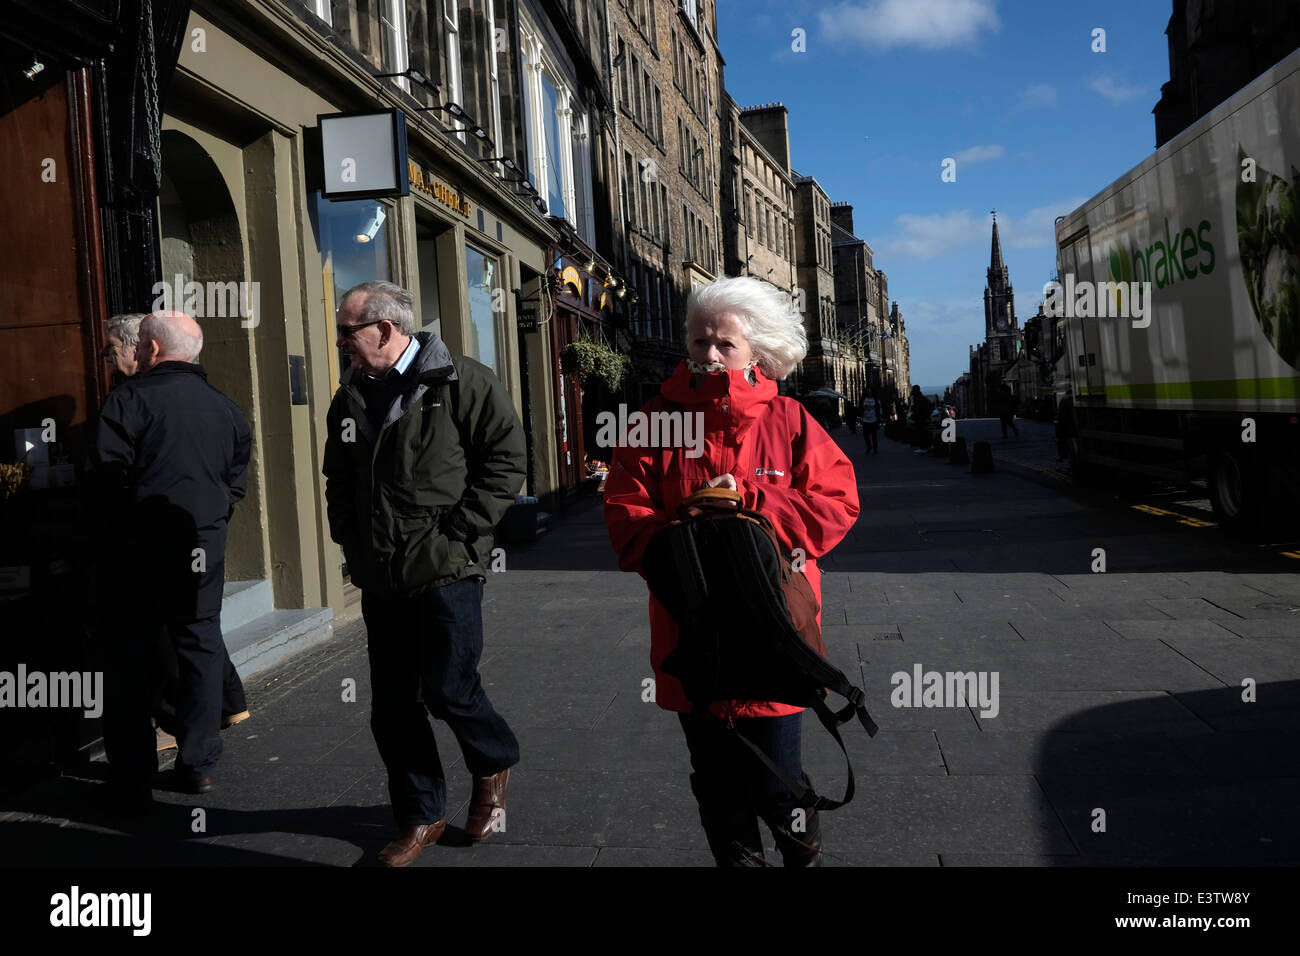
[158, 130, 266, 582]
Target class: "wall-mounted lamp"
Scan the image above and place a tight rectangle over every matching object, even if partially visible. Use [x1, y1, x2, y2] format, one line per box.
[477, 157, 524, 178]
[373, 68, 440, 98]
[22, 60, 45, 80]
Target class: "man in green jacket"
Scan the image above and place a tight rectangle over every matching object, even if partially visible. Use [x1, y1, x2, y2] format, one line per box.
[322, 280, 525, 867]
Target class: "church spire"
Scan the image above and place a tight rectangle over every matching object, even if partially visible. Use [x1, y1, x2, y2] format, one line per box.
[989, 210, 1005, 280]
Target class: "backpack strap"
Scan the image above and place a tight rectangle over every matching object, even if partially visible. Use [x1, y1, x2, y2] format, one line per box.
[727, 690, 870, 812]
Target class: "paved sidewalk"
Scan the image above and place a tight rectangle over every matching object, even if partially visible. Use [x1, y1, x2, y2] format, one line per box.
[2, 425, 1297, 866]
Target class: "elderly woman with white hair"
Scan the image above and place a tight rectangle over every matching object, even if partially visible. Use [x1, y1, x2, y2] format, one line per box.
[604, 275, 860, 866]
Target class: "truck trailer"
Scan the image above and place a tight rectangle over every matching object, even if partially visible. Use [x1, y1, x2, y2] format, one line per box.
[1052, 46, 1300, 535]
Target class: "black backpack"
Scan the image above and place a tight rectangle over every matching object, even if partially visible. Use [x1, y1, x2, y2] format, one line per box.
[641, 488, 878, 810]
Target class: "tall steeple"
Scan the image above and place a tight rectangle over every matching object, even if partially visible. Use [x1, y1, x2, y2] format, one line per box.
[988, 210, 1007, 287]
[983, 210, 1016, 339]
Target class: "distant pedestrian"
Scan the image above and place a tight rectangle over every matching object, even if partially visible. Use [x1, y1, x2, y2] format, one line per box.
[86, 311, 252, 805]
[998, 383, 1020, 439]
[322, 281, 525, 866]
[908, 385, 932, 429]
[859, 388, 882, 455]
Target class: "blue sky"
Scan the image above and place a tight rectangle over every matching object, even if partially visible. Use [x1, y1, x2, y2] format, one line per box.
[717, 0, 1175, 392]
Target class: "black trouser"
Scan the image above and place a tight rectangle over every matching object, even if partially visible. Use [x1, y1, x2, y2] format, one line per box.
[1000, 413, 1019, 438]
[362, 577, 519, 828]
[862, 423, 879, 453]
[154, 625, 246, 731]
[678, 712, 818, 866]
[103, 612, 235, 789]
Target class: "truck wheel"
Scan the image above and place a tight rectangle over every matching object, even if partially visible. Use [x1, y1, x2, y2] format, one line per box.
[1207, 450, 1262, 536]
[1067, 438, 1099, 487]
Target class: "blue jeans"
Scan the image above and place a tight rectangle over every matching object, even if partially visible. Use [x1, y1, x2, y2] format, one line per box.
[678, 712, 814, 865]
[362, 577, 519, 827]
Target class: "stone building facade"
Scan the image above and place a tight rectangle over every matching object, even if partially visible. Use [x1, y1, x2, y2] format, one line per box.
[608, 0, 724, 404]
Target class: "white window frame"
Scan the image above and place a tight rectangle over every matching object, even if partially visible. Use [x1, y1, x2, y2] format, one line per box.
[573, 110, 594, 242]
[312, 0, 332, 26]
[487, 0, 503, 158]
[380, 0, 410, 95]
[521, 18, 577, 226]
[444, 0, 464, 141]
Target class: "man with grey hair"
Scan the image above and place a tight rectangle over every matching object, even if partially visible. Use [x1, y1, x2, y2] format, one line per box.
[323, 280, 525, 866]
[86, 310, 252, 807]
[103, 313, 145, 383]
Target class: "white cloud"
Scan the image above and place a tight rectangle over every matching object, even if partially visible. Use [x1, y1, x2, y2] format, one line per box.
[953, 144, 1005, 165]
[878, 197, 1088, 260]
[1018, 83, 1058, 108]
[817, 0, 1000, 51]
[1090, 72, 1148, 103]
[1000, 198, 1088, 249]
[879, 210, 985, 259]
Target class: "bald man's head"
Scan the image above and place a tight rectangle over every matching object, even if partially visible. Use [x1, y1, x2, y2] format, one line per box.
[137, 311, 204, 372]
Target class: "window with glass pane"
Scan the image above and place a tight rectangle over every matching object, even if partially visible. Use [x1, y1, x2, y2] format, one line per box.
[444, 1, 463, 139]
[541, 71, 565, 218]
[380, 0, 409, 92]
[465, 245, 499, 373]
[309, 193, 395, 388]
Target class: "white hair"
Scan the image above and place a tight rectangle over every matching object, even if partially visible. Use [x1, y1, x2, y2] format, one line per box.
[341, 280, 416, 335]
[684, 276, 809, 379]
[140, 312, 203, 362]
[107, 313, 146, 349]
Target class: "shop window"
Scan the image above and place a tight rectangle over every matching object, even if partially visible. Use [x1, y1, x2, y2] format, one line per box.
[416, 218, 445, 336]
[465, 245, 500, 373]
[309, 193, 396, 389]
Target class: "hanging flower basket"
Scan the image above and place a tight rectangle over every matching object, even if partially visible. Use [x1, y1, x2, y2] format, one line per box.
[560, 340, 631, 391]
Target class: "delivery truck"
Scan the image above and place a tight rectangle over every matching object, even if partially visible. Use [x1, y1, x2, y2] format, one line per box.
[1052, 46, 1300, 535]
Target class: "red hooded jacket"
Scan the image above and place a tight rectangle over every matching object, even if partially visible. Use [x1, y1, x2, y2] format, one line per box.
[603, 360, 860, 718]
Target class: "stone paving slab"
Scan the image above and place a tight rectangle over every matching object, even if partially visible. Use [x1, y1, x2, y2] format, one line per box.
[1101, 619, 1240, 639]
[934, 728, 1201, 776]
[1216, 617, 1300, 638]
[1034, 774, 1300, 863]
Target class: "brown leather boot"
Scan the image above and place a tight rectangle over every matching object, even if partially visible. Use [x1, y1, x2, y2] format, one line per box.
[377, 820, 448, 866]
[464, 769, 509, 841]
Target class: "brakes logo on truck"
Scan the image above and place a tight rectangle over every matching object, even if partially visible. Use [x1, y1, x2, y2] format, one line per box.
[1108, 219, 1216, 291]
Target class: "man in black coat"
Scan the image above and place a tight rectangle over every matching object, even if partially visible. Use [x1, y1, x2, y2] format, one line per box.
[86, 310, 252, 803]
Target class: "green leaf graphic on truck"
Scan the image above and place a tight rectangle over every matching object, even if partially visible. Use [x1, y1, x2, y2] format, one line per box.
[1237, 146, 1300, 370]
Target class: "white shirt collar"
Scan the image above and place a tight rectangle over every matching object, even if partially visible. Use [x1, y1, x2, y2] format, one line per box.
[393, 336, 421, 375]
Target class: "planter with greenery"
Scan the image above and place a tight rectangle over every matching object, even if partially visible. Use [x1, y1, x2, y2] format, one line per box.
[559, 339, 631, 391]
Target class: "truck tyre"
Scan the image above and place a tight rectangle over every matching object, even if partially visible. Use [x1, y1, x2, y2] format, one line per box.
[1207, 449, 1263, 537]
[1067, 438, 1099, 487]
